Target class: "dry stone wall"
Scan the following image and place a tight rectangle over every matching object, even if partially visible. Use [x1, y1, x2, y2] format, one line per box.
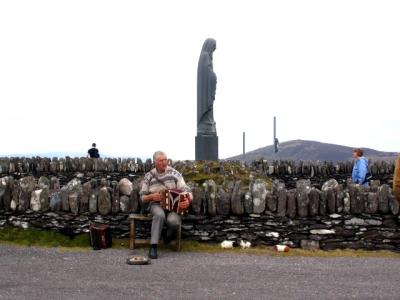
[0, 157, 399, 251]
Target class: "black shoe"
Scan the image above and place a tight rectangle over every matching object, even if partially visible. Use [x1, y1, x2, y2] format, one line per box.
[148, 244, 158, 259]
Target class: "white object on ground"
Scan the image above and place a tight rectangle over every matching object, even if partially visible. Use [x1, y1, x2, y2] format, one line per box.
[220, 240, 234, 249]
[240, 240, 251, 249]
[274, 245, 290, 252]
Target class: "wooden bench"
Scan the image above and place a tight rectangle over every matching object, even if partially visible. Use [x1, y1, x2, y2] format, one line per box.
[128, 213, 181, 251]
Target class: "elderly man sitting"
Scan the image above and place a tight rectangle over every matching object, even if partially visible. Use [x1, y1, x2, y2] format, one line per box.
[140, 151, 192, 259]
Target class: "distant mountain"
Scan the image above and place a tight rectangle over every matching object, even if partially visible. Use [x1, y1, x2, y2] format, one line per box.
[227, 140, 398, 163]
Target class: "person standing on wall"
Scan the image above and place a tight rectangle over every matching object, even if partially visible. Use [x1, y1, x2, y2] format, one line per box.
[393, 153, 400, 203]
[87, 143, 100, 158]
[351, 148, 369, 186]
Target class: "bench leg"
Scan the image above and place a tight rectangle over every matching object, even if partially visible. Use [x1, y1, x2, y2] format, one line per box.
[175, 224, 181, 251]
[130, 219, 136, 250]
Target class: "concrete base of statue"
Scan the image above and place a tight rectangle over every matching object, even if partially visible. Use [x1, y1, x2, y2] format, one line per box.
[195, 134, 219, 160]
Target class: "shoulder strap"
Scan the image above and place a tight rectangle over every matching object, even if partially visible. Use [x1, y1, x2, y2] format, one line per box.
[149, 170, 167, 188]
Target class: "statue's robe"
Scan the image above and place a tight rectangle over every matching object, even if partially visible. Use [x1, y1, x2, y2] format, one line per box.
[197, 39, 217, 135]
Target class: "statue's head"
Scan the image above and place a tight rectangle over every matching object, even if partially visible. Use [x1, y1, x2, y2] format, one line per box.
[201, 38, 216, 55]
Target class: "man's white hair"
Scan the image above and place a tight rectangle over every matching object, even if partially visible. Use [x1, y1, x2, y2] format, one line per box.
[153, 151, 167, 162]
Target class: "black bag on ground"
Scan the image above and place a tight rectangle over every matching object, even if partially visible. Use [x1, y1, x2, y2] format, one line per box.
[89, 223, 112, 250]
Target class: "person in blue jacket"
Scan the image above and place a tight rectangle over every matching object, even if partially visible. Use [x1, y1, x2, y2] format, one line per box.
[352, 148, 369, 185]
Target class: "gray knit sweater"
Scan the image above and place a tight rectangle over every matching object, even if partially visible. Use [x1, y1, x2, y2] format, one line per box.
[140, 166, 191, 212]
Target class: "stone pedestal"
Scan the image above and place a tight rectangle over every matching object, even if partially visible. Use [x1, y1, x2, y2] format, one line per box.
[195, 135, 218, 160]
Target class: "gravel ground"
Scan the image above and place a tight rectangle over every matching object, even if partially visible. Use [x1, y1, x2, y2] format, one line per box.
[1, 244, 400, 300]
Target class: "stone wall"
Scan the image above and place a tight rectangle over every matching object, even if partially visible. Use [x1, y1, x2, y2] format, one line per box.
[249, 159, 395, 189]
[0, 157, 153, 175]
[0, 157, 399, 251]
[0, 157, 395, 187]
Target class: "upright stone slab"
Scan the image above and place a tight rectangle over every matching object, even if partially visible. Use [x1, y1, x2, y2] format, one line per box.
[89, 193, 98, 214]
[216, 186, 230, 215]
[50, 177, 60, 191]
[204, 180, 217, 216]
[30, 189, 42, 211]
[38, 176, 50, 190]
[49, 191, 62, 211]
[296, 179, 310, 217]
[230, 180, 243, 215]
[252, 179, 267, 214]
[348, 184, 363, 214]
[136, 158, 143, 173]
[111, 181, 120, 214]
[243, 191, 253, 214]
[68, 193, 79, 215]
[98, 187, 111, 215]
[61, 186, 70, 211]
[18, 176, 36, 211]
[309, 188, 320, 217]
[286, 189, 297, 218]
[0, 177, 7, 210]
[319, 190, 327, 216]
[130, 180, 140, 213]
[191, 183, 205, 215]
[40, 188, 49, 212]
[326, 189, 336, 214]
[276, 185, 287, 217]
[80, 182, 91, 213]
[370, 180, 380, 192]
[11, 182, 20, 211]
[343, 191, 351, 214]
[389, 193, 399, 215]
[118, 178, 133, 196]
[365, 192, 378, 214]
[322, 179, 338, 214]
[144, 159, 153, 173]
[335, 185, 345, 213]
[0, 176, 12, 211]
[266, 189, 276, 212]
[378, 184, 390, 213]
[119, 195, 130, 212]
[271, 180, 284, 212]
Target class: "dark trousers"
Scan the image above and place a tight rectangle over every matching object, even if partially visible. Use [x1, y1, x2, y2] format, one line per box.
[150, 205, 181, 244]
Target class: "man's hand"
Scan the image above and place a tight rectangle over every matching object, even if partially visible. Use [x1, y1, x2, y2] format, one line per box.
[151, 192, 162, 202]
[179, 198, 190, 210]
[144, 192, 162, 202]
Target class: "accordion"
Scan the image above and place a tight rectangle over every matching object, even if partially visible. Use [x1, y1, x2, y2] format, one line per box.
[160, 188, 190, 214]
[89, 223, 112, 250]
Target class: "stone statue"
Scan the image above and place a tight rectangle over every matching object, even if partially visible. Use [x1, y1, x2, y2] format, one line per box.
[197, 38, 217, 134]
[195, 38, 219, 160]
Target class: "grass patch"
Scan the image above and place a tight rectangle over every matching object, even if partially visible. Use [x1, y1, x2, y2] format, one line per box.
[1, 227, 400, 258]
[179, 240, 400, 258]
[175, 160, 267, 187]
[0, 226, 90, 248]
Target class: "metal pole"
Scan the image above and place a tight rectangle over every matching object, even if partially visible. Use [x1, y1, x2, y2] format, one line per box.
[242, 132, 245, 164]
[273, 117, 276, 159]
[273, 116, 276, 146]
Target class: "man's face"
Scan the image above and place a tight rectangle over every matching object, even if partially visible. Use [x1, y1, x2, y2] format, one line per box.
[155, 154, 168, 172]
[352, 151, 358, 159]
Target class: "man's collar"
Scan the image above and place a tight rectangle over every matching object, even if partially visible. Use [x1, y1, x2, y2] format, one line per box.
[155, 166, 169, 174]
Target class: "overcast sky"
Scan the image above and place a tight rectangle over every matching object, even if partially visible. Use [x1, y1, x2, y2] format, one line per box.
[1, 0, 399, 160]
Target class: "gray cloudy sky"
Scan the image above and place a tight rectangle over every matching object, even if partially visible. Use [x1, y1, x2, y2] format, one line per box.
[1, 0, 399, 160]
